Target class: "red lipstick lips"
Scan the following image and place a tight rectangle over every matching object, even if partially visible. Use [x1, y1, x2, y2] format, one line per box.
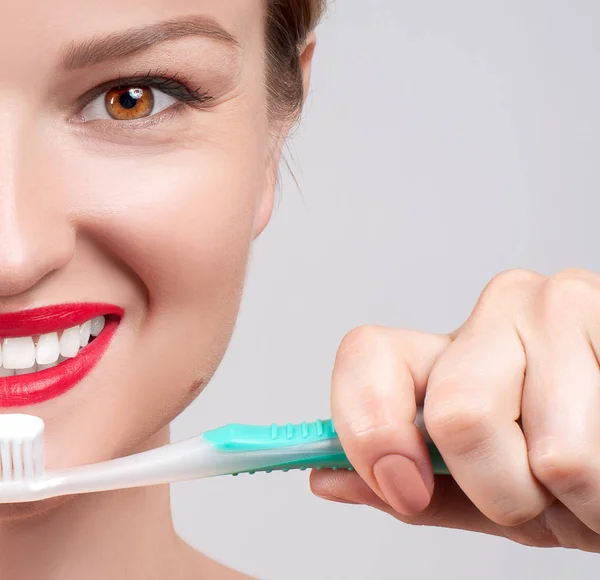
[0, 303, 123, 407]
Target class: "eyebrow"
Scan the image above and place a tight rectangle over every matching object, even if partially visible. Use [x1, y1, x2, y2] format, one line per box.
[60, 14, 240, 71]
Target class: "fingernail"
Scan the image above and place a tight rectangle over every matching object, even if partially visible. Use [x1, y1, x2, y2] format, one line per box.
[373, 454, 432, 516]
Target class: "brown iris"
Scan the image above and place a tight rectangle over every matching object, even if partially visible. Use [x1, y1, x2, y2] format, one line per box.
[104, 86, 154, 120]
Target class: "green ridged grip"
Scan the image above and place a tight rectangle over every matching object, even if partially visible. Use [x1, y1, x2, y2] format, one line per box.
[203, 419, 449, 476]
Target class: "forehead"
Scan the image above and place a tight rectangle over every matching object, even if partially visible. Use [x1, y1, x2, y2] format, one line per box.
[0, 0, 265, 74]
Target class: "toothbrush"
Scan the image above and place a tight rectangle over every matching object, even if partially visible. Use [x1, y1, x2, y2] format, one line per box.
[0, 409, 448, 503]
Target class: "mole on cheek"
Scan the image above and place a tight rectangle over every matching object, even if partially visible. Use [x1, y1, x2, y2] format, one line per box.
[187, 376, 207, 398]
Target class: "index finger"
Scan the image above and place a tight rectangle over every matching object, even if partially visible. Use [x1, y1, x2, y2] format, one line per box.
[330, 325, 451, 515]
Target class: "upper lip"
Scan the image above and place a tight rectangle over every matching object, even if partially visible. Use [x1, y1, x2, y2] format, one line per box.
[0, 303, 124, 338]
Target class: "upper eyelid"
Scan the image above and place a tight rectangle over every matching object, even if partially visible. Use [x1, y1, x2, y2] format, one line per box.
[74, 70, 199, 112]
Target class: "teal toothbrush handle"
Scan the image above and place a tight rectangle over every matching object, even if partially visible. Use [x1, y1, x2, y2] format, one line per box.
[203, 418, 449, 476]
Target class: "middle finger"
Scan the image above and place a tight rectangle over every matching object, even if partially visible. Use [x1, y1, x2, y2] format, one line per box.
[425, 272, 552, 526]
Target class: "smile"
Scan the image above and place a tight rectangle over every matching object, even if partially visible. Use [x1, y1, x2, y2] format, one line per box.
[0, 303, 123, 407]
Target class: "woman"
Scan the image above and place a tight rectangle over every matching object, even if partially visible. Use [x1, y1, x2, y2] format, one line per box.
[0, 1, 598, 579]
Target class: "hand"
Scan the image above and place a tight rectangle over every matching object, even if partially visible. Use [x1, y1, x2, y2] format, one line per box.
[311, 268, 600, 552]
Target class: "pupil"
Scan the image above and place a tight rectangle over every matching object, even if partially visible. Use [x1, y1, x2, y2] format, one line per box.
[119, 88, 143, 110]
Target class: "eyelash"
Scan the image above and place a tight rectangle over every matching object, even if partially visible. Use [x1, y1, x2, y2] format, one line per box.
[77, 67, 214, 122]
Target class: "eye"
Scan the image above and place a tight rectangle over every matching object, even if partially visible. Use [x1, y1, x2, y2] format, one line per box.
[80, 85, 177, 122]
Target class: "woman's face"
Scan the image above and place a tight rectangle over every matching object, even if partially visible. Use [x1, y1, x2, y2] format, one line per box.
[0, 0, 280, 482]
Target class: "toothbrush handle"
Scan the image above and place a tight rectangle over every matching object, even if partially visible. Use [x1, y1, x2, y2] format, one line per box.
[203, 414, 449, 476]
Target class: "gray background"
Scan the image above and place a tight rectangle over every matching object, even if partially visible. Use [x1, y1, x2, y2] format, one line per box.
[171, 1, 600, 578]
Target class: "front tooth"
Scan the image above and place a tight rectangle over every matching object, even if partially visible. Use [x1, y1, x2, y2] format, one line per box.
[90, 316, 105, 337]
[79, 320, 91, 347]
[59, 326, 80, 358]
[2, 337, 35, 369]
[36, 332, 60, 365]
[0, 366, 14, 377]
[15, 365, 36, 375]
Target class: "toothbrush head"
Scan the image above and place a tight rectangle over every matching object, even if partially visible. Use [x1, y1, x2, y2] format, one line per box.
[0, 414, 44, 482]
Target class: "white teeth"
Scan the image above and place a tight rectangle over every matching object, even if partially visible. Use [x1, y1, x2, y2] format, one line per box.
[36, 332, 60, 365]
[2, 337, 36, 370]
[79, 320, 91, 347]
[0, 314, 110, 376]
[59, 326, 80, 358]
[90, 316, 105, 337]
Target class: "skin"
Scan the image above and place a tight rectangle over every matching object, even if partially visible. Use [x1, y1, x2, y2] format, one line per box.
[0, 0, 597, 578]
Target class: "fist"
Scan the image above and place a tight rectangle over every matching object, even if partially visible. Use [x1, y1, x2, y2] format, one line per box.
[311, 268, 600, 552]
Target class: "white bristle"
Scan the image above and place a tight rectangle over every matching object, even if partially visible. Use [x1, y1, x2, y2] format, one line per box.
[1, 441, 10, 480]
[23, 440, 33, 480]
[0, 415, 44, 482]
[12, 440, 21, 481]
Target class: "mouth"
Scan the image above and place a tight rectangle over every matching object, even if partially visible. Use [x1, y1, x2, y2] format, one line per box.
[0, 303, 123, 407]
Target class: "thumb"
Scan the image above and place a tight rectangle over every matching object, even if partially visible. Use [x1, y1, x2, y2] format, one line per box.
[311, 467, 538, 545]
[310, 468, 390, 510]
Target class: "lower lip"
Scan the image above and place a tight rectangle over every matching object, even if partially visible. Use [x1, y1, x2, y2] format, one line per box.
[0, 316, 120, 407]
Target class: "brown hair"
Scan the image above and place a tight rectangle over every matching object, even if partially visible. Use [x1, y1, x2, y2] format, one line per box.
[266, 0, 326, 121]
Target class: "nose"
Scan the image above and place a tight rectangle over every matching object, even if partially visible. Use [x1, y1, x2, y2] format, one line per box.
[0, 106, 75, 297]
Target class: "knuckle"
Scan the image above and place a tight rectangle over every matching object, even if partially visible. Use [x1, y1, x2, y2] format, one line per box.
[336, 419, 401, 470]
[529, 441, 593, 497]
[424, 394, 495, 456]
[335, 324, 388, 366]
[472, 269, 543, 321]
[540, 271, 598, 317]
[350, 422, 398, 455]
[482, 269, 543, 299]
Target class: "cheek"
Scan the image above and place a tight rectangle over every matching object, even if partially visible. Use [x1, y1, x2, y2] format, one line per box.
[73, 145, 264, 297]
